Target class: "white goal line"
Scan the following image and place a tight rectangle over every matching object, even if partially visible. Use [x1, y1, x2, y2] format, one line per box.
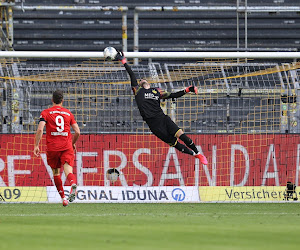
[1, 51, 300, 59]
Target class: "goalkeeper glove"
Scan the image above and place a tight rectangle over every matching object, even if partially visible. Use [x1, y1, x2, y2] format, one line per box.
[115, 50, 127, 64]
[185, 85, 198, 94]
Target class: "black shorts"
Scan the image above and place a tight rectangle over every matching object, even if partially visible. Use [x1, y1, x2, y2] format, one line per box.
[146, 115, 181, 146]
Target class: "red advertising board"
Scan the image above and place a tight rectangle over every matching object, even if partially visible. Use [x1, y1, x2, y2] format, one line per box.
[0, 134, 299, 187]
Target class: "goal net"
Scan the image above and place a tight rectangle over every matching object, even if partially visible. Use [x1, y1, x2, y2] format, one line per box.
[0, 52, 299, 203]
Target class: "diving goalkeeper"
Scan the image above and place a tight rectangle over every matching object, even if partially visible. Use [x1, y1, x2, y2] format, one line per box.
[115, 51, 208, 165]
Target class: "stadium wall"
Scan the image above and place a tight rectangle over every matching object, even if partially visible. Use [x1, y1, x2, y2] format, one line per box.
[0, 134, 299, 187]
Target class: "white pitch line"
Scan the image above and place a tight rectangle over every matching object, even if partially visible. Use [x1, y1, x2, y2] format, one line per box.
[0, 212, 299, 217]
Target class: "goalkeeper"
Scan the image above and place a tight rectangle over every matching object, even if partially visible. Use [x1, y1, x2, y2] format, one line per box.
[115, 51, 208, 165]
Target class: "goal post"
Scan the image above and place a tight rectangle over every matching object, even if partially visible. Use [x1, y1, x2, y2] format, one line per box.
[0, 51, 299, 203]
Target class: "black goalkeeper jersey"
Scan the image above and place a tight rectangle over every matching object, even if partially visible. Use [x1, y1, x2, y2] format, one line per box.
[123, 62, 186, 121]
[134, 87, 168, 120]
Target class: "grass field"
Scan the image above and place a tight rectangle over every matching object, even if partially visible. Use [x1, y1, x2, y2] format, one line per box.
[1, 203, 300, 250]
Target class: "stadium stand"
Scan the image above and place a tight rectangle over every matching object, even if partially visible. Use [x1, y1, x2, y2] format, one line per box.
[12, 0, 300, 52]
[0, 1, 299, 134]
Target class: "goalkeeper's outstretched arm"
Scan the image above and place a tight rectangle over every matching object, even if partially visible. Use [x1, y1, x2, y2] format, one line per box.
[161, 85, 198, 99]
[124, 64, 138, 89]
[114, 50, 198, 96]
[115, 51, 138, 89]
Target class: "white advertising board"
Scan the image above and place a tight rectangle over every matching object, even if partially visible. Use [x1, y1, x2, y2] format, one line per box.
[47, 186, 199, 203]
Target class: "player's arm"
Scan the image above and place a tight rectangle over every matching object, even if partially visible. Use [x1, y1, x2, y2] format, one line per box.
[160, 85, 198, 100]
[33, 121, 46, 157]
[115, 51, 139, 93]
[71, 122, 80, 151]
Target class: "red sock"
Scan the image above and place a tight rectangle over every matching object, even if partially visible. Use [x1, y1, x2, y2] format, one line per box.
[54, 175, 65, 198]
[67, 173, 76, 186]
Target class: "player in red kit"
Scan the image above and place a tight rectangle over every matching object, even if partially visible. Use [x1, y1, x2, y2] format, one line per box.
[33, 90, 80, 206]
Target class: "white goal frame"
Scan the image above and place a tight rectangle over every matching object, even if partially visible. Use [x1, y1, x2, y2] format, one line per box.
[0, 51, 300, 59]
[0, 51, 299, 203]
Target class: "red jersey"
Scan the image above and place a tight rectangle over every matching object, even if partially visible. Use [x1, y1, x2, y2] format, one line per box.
[39, 106, 77, 151]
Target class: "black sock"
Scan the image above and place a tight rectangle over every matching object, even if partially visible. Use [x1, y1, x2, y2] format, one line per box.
[174, 142, 194, 155]
[179, 134, 198, 154]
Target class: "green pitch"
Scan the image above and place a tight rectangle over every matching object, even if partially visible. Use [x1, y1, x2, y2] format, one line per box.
[1, 203, 300, 250]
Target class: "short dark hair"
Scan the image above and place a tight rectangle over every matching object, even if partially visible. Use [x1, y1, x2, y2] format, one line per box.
[52, 90, 63, 104]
